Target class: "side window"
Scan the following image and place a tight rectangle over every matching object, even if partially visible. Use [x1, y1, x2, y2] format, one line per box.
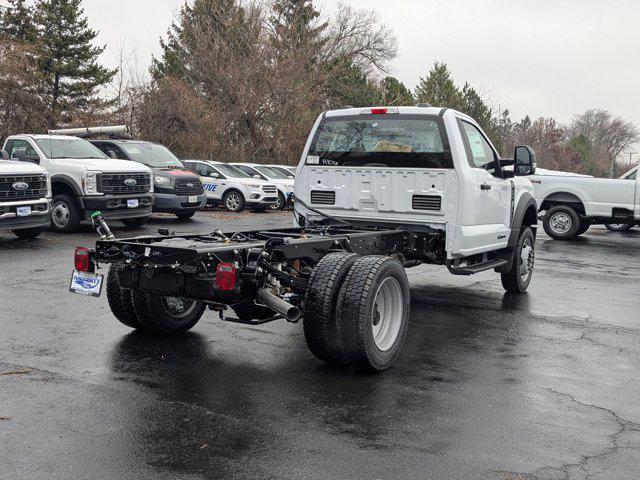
[195, 163, 209, 176]
[459, 120, 498, 174]
[627, 170, 636, 180]
[9, 139, 38, 159]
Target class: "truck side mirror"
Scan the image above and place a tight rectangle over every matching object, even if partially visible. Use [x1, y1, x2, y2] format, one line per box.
[106, 149, 118, 159]
[12, 147, 27, 162]
[514, 145, 536, 175]
[0, 150, 8, 160]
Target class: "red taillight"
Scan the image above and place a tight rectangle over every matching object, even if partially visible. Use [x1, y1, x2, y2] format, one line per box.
[215, 262, 237, 291]
[74, 246, 90, 272]
[371, 108, 388, 115]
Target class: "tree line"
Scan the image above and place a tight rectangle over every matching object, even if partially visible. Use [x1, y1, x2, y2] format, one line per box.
[1, 0, 637, 177]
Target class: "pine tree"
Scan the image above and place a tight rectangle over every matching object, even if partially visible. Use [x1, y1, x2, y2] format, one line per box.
[414, 62, 462, 109]
[269, 0, 326, 54]
[34, 0, 116, 122]
[379, 77, 414, 106]
[0, 0, 37, 42]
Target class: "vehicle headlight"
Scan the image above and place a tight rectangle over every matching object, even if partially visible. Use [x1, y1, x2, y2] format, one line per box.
[248, 184, 262, 188]
[81, 171, 101, 195]
[46, 175, 52, 198]
[154, 176, 171, 186]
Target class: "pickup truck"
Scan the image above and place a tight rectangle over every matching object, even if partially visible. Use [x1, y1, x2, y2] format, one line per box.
[0, 149, 51, 239]
[88, 139, 207, 219]
[182, 159, 278, 212]
[70, 106, 538, 372]
[529, 164, 640, 239]
[2, 134, 153, 232]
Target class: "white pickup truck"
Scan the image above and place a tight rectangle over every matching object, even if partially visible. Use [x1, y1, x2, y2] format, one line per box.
[0, 150, 51, 239]
[74, 105, 539, 372]
[529, 164, 639, 239]
[2, 135, 153, 232]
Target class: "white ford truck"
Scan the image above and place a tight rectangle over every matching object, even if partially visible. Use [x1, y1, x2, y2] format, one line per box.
[0, 149, 51, 239]
[2, 135, 153, 232]
[529, 163, 639, 239]
[183, 160, 278, 212]
[70, 106, 539, 372]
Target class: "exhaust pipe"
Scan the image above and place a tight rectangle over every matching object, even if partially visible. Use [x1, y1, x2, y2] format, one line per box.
[256, 289, 300, 322]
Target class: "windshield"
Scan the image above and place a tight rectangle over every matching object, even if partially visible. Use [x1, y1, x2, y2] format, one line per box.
[272, 166, 295, 178]
[308, 114, 452, 168]
[36, 138, 107, 160]
[121, 143, 183, 168]
[255, 165, 289, 179]
[213, 163, 251, 178]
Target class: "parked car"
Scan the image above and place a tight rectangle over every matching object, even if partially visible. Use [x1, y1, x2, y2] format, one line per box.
[269, 165, 295, 179]
[183, 160, 278, 212]
[89, 139, 206, 220]
[231, 163, 294, 210]
[73, 106, 538, 372]
[528, 163, 640, 239]
[2, 134, 153, 232]
[0, 149, 51, 239]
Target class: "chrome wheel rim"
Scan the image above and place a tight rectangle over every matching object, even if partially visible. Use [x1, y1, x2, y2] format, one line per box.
[519, 237, 534, 282]
[549, 212, 572, 235]
[271, 195, 283, 210]
[161, 297, 197, 318]
[52, 201, 70, 228]
[371, 277, 403, 351]
[226, 193, 241, 211]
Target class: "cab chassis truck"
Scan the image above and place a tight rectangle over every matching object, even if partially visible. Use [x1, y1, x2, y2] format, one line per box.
[71, 107, 539, 371]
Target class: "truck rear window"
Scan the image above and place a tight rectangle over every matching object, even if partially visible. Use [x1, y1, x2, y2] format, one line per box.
[307, 115, 452, 168]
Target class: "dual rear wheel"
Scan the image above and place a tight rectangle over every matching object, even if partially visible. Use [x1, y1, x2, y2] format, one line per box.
[303, 253, 410, 372]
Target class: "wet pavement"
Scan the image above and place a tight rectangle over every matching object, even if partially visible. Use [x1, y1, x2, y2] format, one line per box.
[1, 212, 639, 480]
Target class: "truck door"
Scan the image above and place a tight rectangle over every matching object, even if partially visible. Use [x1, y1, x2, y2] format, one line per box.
[457, 119, 511, 252]
[631, 167, 640, 219]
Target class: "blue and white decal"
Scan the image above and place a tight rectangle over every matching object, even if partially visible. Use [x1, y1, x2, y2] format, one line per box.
[69, 271, 104, 297]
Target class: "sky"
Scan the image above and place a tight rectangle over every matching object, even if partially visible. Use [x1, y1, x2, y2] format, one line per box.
[9, 0, 640, 149]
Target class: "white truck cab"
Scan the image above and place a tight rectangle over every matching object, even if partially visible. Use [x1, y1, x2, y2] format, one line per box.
[183, 160, 278, 212]
[0, 150, 51, 239]
[2, 135, 153, 232]
[232, 162, 294, 210]
[529, 163, 640, 239]
[294, 106, 539, 291]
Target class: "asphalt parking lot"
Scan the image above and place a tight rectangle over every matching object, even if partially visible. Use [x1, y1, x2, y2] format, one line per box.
[1, 212, 639, 480]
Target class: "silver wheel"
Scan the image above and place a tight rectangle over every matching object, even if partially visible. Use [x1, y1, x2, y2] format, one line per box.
[52, 201, 70, 228]
[549, 212, 572, 235]
[519, 237, 534, 282]
[225, 192, 241, 212]
[271, 194, 284, 210]
[160, 297, 198, 319]
[371, 277, 403, 351]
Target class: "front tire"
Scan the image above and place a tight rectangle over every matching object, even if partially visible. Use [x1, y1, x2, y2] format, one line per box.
[336, 256, 410, 372]
[223, 190, 245, 212]
[132, 291, 206, 335]
[122, 217, 148, 228]
[604, 223, 633, 232]
[271, 192, 285, 211]
[501, 227, 535, 293]
[106, 263, 144, 330]
[543, 205, 580, 240]
[303, 252, 359, 365]
[12, 228, 42, 240]
[51, 193, 81, 233]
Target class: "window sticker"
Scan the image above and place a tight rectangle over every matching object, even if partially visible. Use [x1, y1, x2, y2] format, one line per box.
[307, 155, 320, 164]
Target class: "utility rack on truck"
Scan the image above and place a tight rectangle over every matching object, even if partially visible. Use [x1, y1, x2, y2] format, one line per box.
[70, 105, 539, 372]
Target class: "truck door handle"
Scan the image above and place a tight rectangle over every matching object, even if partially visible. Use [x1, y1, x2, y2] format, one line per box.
[480, 183, 492, 190]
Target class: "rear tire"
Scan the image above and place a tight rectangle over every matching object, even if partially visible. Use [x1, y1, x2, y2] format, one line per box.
[303, 252, 359, 365]
[106, 263, 143, 330]
[604, 223, 633, 232]
[336, 256, 410, 372]
[51, 193, 81, 233]
[501, 227, 535, 293]
[132, 290, 205, 335]
[575, 221, 590, 236]
[122, 217, 148, 228]
[12, 228, 42, 239]
[543, 205, 580, 240]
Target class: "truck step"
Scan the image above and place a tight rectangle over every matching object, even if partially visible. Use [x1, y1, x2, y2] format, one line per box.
[448, 258, 508, 275]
